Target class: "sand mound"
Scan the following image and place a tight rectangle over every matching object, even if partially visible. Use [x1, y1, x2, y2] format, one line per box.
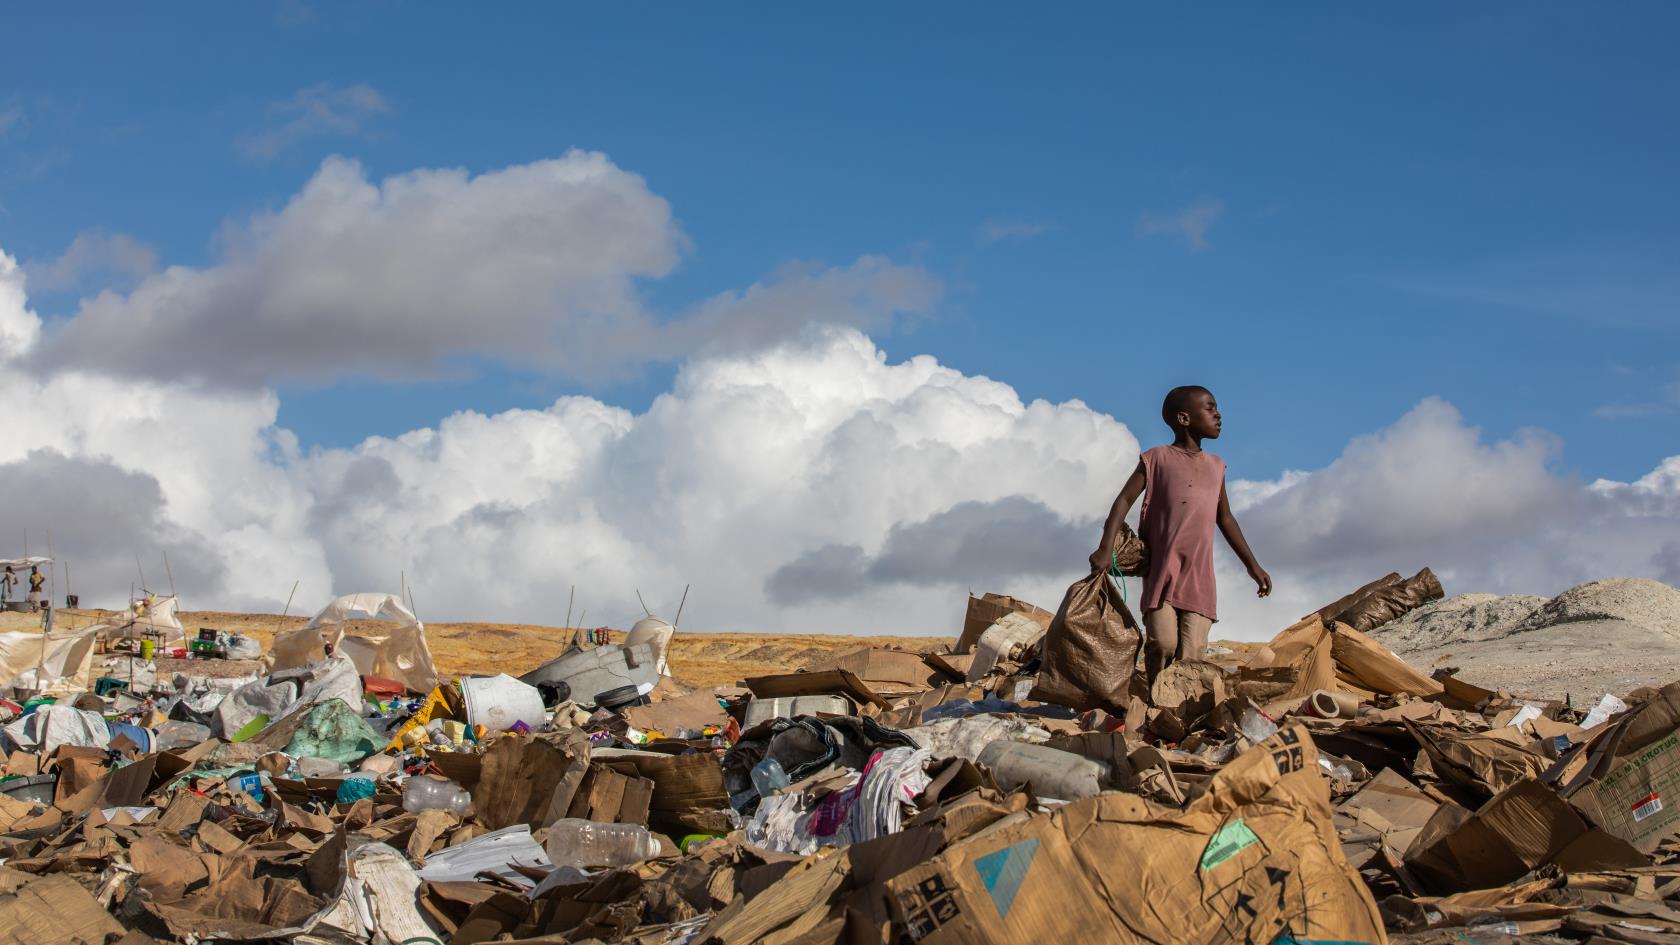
[1512, 577, 1680, 638]
[1369, 592, 1548, 653]
[1372, 577, 1680, 654]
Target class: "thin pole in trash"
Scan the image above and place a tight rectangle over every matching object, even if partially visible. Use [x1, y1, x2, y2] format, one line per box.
[673, 583, 690, 629]
[135, 554, 148, 594]
[46, 530, 54, 608]
[564, 584, 575, 631]
[281, 580, 299, 619]
[163, 551, 177, 598]
[407, 586, 421, 623]
[635, 589, 651, 617]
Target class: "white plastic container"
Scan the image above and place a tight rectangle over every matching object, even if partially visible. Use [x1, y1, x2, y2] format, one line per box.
[976, 740, 1103, 801]
[542, 818, 661, 869]
[459, 673, 548, 733]
[742, 695, 852, 727]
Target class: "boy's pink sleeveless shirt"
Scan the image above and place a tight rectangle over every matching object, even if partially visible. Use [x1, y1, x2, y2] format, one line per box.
[1138, 445, 1225, 622]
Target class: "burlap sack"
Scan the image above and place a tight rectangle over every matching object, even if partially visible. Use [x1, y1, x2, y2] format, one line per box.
[1108, 521, 1149, 577]
[1030, 569, 1141, 713]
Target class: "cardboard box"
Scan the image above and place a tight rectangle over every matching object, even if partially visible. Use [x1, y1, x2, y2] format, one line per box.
[1557, 680, 1680, 852]
[955, 594, 1052, 656]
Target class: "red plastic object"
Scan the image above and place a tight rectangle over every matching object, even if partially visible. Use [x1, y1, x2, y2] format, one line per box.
[361, 675, 406, 699]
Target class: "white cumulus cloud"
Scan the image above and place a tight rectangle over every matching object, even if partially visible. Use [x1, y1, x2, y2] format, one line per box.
[41, 153, 935, 388]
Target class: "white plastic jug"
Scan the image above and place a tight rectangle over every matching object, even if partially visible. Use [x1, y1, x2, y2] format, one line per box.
[459, 674, 548, 732]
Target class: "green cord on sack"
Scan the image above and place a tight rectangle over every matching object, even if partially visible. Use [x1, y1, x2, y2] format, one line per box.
[1109, 549, 1129, 603]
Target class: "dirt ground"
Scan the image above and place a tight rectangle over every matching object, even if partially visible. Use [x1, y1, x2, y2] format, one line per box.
[17, 599, 1677, 700]
[19, 608, 954, 689]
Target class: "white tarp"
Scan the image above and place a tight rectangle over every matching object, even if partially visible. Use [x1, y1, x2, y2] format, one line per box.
[215, 655, 364, 738]
[268, 593, 440, 694]
[89, 594, 187, 647]
[2, 704, 110, 754]
[0, 625, 99, 692]
[625, 616, 676, 677]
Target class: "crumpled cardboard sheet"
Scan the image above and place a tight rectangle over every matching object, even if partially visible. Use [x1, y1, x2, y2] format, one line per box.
[886, 724, 1386, 945]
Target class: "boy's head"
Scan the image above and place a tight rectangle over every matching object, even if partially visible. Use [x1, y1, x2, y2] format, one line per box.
[1162, 385, 1221, 439]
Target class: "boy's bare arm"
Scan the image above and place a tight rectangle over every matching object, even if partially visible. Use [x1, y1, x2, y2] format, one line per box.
[1216, 482, 1272, 597]
[1088, 460, 1147, 571]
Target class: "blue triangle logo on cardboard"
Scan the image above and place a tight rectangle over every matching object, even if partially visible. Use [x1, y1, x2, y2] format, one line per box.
[972, 838, 1041, 919]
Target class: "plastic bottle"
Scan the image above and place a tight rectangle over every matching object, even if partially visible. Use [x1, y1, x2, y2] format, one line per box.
[402, 774, 472, 815]
[975, 740, 1103, 801]
[750, 758, 789, 797]
[543, 818, 662, 869]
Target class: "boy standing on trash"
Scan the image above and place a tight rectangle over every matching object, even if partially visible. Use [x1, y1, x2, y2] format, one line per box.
[1089, 386, 1271, 684]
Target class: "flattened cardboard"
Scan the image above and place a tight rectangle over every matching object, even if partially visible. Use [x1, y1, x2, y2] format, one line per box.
[1336, 768, 1439, 865]
[1329, 622, 1443, 698]
[623, 690, 730, 735]
[923, 652, 976, 684]
[0, 874, 127, 945]
[812, 648, 939, 693]
[743, 670, 889, 710]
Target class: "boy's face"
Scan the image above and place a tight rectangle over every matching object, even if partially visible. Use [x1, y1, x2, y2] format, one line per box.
[1180, 391, 1222, 439]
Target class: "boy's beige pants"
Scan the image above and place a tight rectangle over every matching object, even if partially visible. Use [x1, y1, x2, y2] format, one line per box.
[1143, 603, 1212, 683]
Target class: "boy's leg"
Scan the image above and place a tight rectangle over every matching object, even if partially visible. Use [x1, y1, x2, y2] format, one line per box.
[1176, 610, 1213, 662]
[1142, 604, 1180, 685]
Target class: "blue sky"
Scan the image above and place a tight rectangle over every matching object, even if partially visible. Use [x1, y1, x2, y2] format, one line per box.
[5, 4, 1678, 482]
[1, 6, 1679, 634]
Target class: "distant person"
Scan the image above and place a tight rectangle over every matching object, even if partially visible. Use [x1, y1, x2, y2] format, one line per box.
[26, 566, 43, 609]
[1, 566, 15, 606]
[1089, 386, 1271, 685]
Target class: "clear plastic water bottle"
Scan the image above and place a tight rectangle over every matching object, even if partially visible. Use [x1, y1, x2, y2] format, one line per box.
[543, 819, 662, 869]
[401, 774, 472, 814]
[750, 757, 790, 797]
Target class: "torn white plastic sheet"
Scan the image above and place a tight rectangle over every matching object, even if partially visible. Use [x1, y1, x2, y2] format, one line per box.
[0, 625, 99, 692]
[415, 825, 551, 888]
[904, 714, 1051, 762]
[269, 592, 440, 694]
[2, 705, 110, 754]
[1582, 693, 1630, 730]
[347, 843, 442, 945]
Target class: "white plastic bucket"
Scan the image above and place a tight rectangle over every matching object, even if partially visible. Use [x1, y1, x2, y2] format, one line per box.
[460, 674, 548, 733]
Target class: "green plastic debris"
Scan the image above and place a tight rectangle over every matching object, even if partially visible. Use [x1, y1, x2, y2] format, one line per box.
[283, 701, 379, 764]
[230, 714, 269, 743]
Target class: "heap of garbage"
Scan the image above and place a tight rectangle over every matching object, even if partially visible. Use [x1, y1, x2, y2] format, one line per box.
[5, 573, 1680, 945]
